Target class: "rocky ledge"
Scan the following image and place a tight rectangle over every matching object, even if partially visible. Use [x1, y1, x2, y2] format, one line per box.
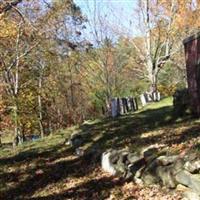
[101, 146, 200, 200]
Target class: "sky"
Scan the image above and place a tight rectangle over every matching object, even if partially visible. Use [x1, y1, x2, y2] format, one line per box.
[74, 0, 139, 42]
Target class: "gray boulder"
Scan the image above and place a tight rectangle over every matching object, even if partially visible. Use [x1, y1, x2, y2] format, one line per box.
[128, 157, 146, 175]
[156, 155, 179, 166]
[156, 165, 177, 188]
[175, 170, 200, 195]
[183, 190, 200, 200]
[127, 153, 142, 164]
[141, 159, 160, 185]
[185, 152, 198, 161]
[101, 150, 118, 175]
[134, 166, 146, 185]
[141, 172, 159, 185]
[142, 147, 158, 161]
[184, 160, 200, 173]
[115, 152, 129, 175]
[171, 158, 185, 175]
[101, 149, 146, 179]
[100, 146, 200, 198]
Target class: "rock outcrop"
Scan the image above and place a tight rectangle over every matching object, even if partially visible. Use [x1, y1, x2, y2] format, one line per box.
[101, 146, 200, 199]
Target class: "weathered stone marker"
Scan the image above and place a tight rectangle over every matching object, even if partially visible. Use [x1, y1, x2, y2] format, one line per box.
[140, 94, 147, 107]
[110, 97, 139, 117]
[111, 98, 118, 117]
[183, 32, 200, 117]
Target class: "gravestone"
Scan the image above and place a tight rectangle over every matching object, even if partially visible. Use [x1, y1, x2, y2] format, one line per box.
[133, 97, 138, 111]
[129, 97, 135, 111]
[183, 32, 200, 117]
[152, 91, 161, 101]
[119, 98, 124, 115]
[111, 98, 118, 117]
[116, 98, 121, 115]
[110, 97, 139, 117]
[140, 94, 147, 107]
[146, 92, 152, 102]
[127, 97, 132, 111]
[144, 92, 149, 102]
[122, 98, 128, 114]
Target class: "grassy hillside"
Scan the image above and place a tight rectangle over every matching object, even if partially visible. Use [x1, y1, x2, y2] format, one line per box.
[0, 97, 200, 200]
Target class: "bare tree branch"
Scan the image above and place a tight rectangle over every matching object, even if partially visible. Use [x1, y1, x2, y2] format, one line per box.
[0, 0, 22, 14]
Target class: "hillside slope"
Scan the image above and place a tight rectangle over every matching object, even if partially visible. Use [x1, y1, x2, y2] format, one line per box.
[0, 97, 200, 200]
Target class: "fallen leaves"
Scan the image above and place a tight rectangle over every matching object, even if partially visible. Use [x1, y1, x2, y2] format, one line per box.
[35, 169, 44, 175]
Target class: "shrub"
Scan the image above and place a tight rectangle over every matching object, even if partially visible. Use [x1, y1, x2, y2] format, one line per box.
[158, 84, 177, 97]
[173, 88, 190, 116]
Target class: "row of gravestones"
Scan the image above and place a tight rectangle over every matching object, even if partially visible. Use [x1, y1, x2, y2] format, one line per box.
[111, 92, 161, 117]
[140, 91, 161, 107]
[111, 97, 138, 117]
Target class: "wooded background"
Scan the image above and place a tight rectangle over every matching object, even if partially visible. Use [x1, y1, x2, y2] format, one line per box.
[0, 0, 199, 145]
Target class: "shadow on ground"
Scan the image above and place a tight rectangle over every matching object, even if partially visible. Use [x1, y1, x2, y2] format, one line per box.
[0, 103, 199, 199]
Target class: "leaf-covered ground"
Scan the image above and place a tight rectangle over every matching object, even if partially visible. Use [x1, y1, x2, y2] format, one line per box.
[0, 97, 200, 200]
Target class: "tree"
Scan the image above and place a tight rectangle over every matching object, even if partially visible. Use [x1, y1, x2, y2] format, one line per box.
[0, 0, 87, 144]
[0, 10, 39, 145]
[133, 0, 200, 99]
[132, 0, 178, 100]
[0, 0, 23, 15]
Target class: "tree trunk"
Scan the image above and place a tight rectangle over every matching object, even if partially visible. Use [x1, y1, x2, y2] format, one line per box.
[144, 0, 158, 101]
[13, 29, 22, 147]
[150, 70, 159, 101]
[13, 102, 23, 147]
[38, 75, 44, 138]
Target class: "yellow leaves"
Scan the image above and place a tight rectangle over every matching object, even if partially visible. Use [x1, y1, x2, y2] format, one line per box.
[158, 84, 177, 96]
[21, 91, 35, 102]
[0, 17, 17, 39]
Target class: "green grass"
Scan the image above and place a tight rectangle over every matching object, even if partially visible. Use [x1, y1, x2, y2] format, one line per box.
[0, 97, 200, 199]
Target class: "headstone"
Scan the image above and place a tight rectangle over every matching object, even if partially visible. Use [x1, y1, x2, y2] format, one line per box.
[152, 91, 161, 101]
[127, 97, 132, 111]
[133, 97, 138, 111]
[125, 98, 129, 112]
[119, 98, 124, 114]
[116, 98, 121, 116]
[146, 93, 152, 102]
[129, 97, 135, 111]
[140, 94, 147, 107]
[122, 98, 125, 113]
[157, 91, 161, 101]
[111, 98, 118, 117]
[122, 98, 128, 114]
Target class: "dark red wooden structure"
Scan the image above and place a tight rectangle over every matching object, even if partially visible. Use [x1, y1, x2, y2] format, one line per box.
[183, 32, 200, 117]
